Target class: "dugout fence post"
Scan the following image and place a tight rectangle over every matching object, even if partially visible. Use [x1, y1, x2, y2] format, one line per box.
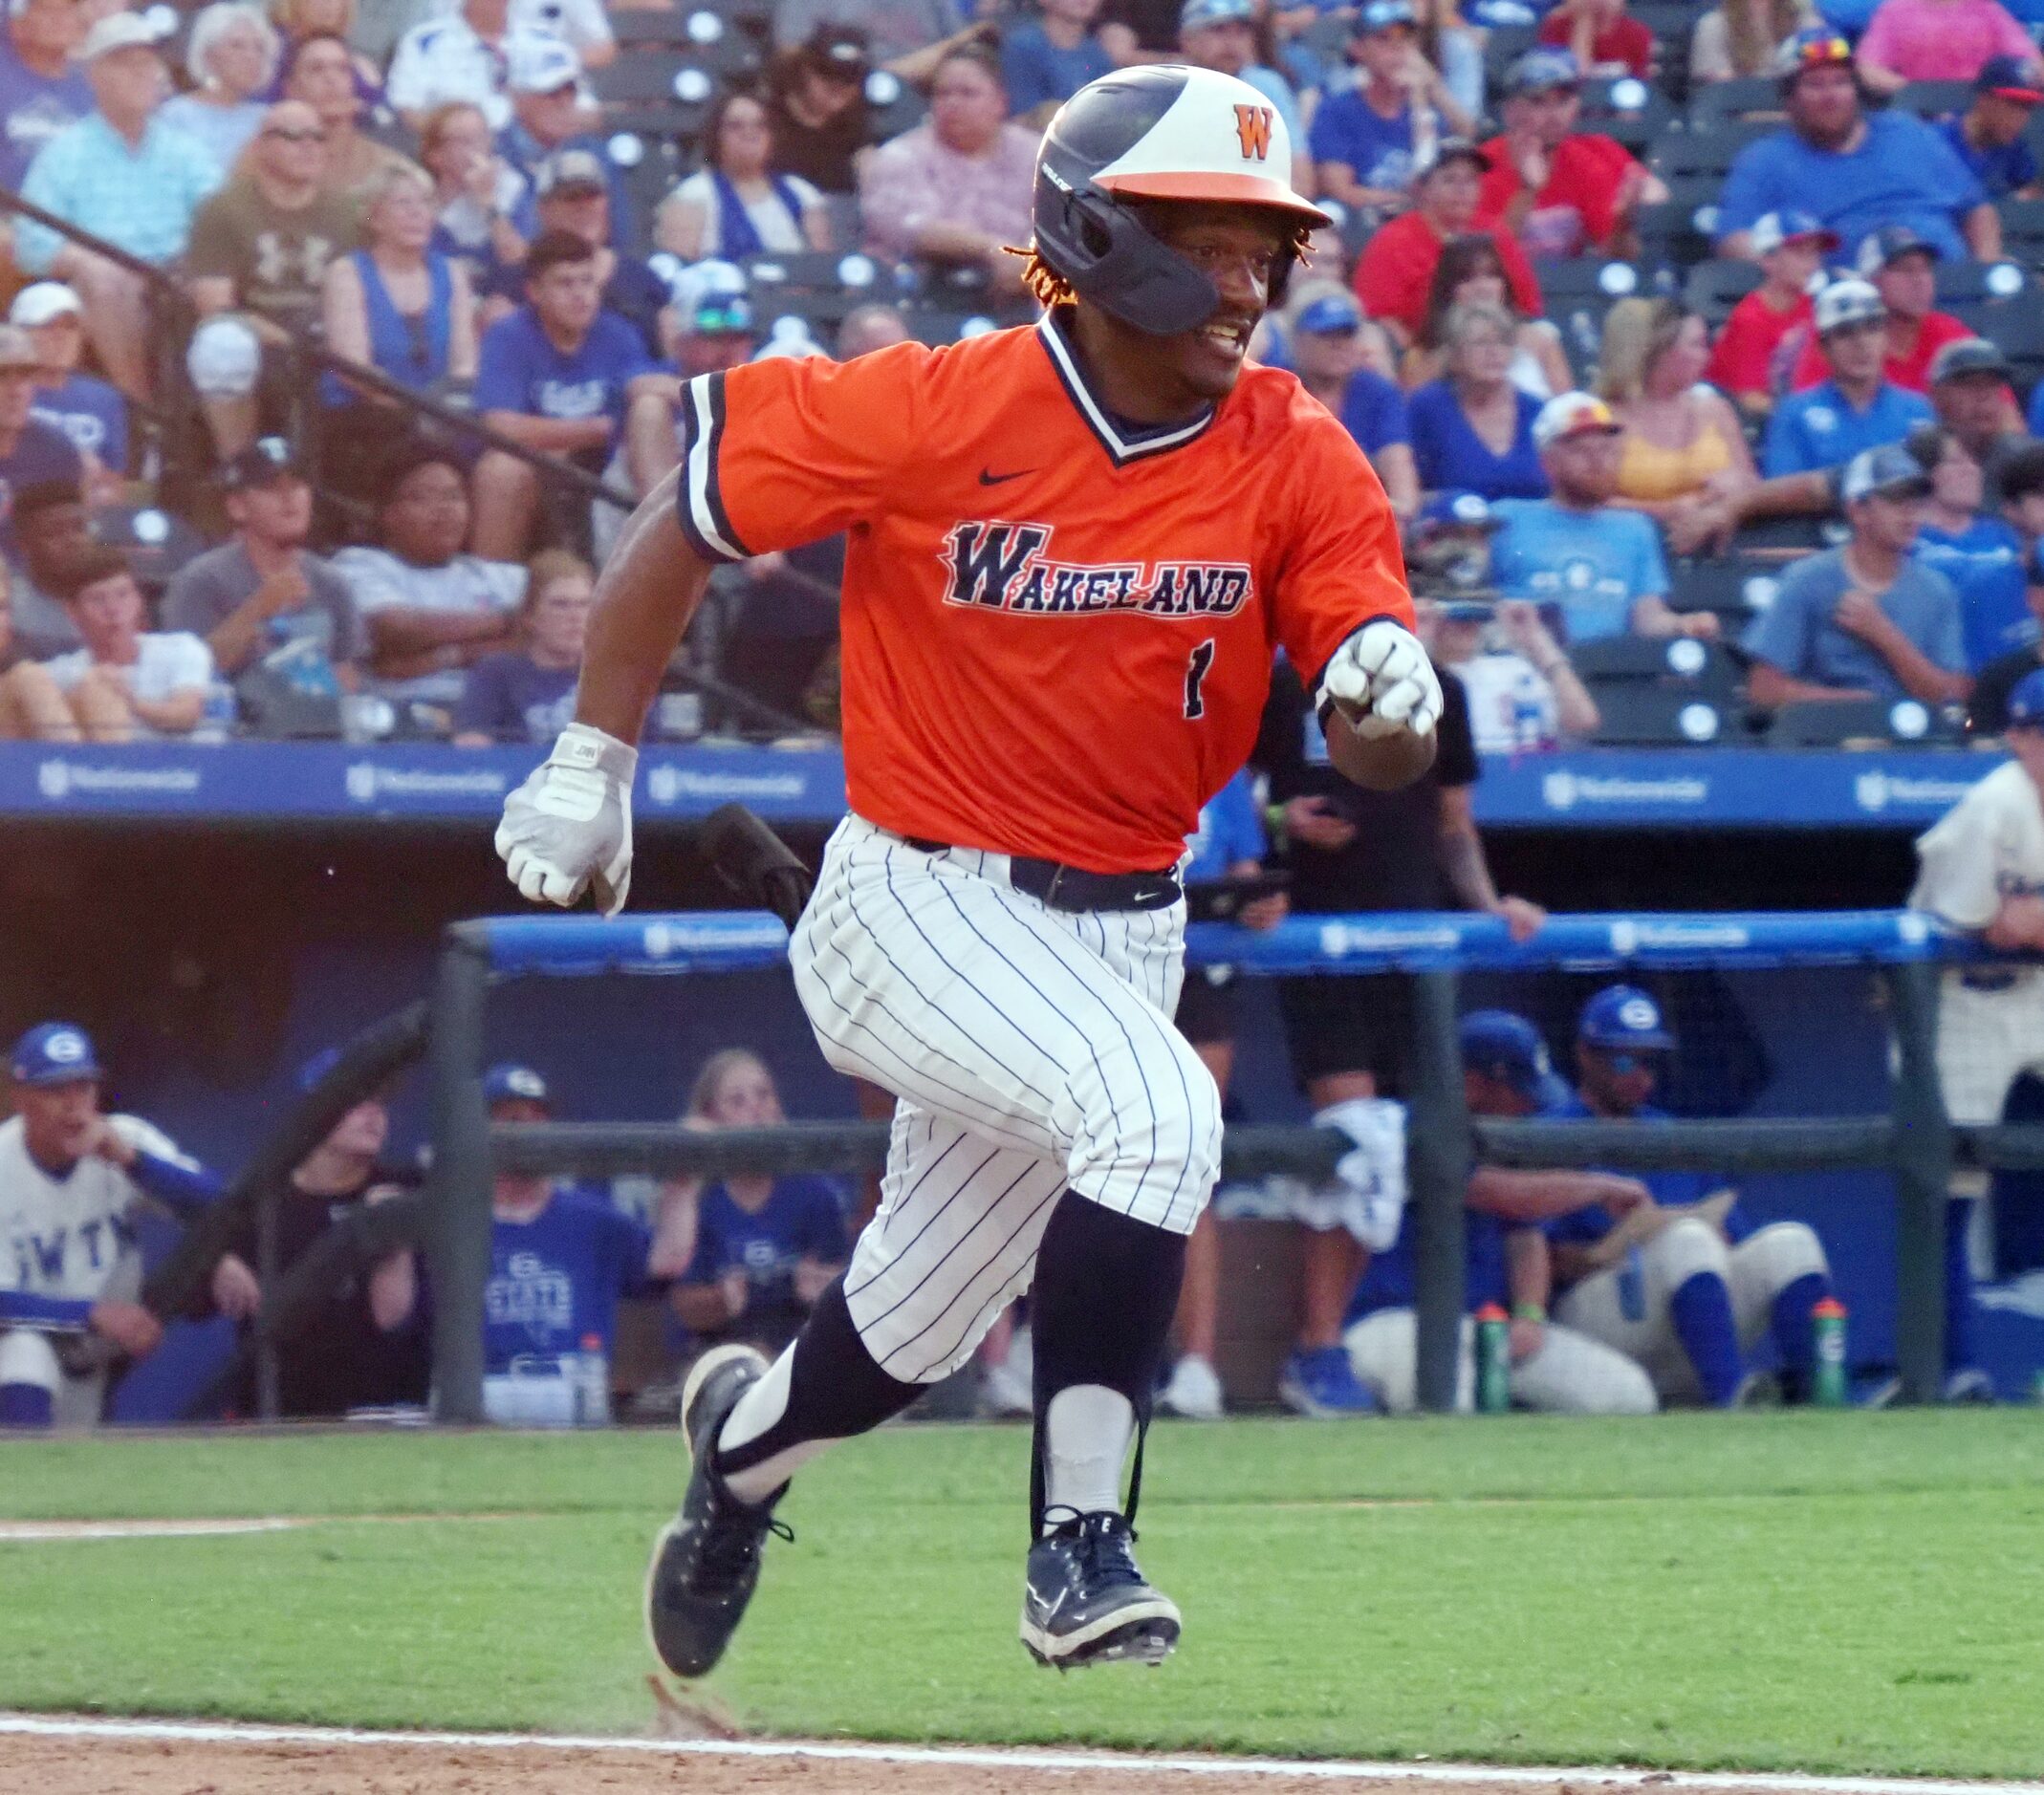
[1883, 962, 1950, 1405]
[1406, 969, 1470, 1414]
[426, 929, 493, 1424]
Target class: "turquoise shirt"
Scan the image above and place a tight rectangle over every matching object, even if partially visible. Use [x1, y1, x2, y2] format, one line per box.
[15, 111, 222, 273]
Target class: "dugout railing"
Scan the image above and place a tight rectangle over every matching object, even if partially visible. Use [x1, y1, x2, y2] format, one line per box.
[413, 906, 2044, 1423]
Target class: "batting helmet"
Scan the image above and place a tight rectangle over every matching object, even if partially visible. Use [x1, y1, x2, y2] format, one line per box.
[1031, 64, 1330, 337]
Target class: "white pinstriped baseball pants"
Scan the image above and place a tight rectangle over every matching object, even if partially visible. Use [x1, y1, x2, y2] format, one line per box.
[788, 813, 1223, 1385]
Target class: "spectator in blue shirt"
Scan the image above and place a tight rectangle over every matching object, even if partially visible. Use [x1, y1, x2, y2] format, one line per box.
[999, 0, 1112, 123]
[10, 283, 126, 496]
[453, 549, 593, 744]
[1908, 422, 2033, 673]
[1746, 443, 1971, 709]
[478, 1064, 696, 1425]
[1716, 28, 1999, 267]
[670, 1050, 850, 1357]
[1311, 0, 1476, 214]
[1937, 55, 2044, 200]
[1489, 392, 1703, 641]
[0, 0, 94, 192]
[1762, 278, 1935, 479]
[470, 229, 679, 559]
[0, 328, 85, 563]
[17, 13, 226, 401]
[1286, 286, 1420, 519]
[1408, 300, 1551, 501]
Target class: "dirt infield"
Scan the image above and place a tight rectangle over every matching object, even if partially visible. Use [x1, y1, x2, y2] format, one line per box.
[0, 1735, 1749, 1795]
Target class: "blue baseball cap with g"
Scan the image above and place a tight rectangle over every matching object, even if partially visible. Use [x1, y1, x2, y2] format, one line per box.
[484, 1063, 551, 1107]
[2006, 667, 2044, 728]
[1458, 1010, 1569, 1109]
[1295, 292, 1363, 335]
[11, 1022, 102, 1087]
[1578, 984, 1675, 1051]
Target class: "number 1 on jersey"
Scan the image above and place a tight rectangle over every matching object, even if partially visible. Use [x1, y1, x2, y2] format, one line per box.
[1184, 638, 1217, 720]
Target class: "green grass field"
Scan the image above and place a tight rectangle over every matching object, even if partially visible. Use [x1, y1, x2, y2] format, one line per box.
[4, 1412, 2042, 1777]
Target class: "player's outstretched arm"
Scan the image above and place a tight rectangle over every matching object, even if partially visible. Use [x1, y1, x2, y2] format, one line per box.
[495, 472, 715, 913]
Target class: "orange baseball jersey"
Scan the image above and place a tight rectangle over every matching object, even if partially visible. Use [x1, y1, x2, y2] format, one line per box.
[675, 314, 1416, 874]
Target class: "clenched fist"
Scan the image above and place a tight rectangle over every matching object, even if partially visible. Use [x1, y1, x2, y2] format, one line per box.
[495, 724, 639, 916]
[1317, 619, 1444, 741]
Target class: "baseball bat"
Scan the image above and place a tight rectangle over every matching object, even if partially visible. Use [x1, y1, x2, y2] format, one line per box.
[700, 804, 815, 931]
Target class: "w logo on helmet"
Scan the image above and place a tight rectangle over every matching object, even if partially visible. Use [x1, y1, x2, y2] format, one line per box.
[1232, 103, 1273, 161]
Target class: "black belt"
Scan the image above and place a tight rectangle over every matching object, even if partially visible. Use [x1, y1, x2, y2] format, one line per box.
[902, 836, 1182, 913]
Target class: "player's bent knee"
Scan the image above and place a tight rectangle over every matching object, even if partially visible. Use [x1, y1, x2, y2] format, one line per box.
[1740, 1221, 1829, 1287]
[0, 1329, 62, 1395]
[1650, 1216, 1729, 1287]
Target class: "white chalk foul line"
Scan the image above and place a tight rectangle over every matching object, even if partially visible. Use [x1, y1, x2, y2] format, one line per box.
[0, 1714, 2038, 1793]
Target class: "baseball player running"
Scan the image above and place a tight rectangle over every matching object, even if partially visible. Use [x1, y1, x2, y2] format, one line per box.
[494, 64, 1438, 1676]
[1906, 666, 2044, 1397]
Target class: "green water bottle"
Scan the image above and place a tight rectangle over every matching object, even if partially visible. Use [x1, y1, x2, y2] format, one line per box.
[1811, 1297, 1848, 1408]
[1474, 1303, 1511, 1414]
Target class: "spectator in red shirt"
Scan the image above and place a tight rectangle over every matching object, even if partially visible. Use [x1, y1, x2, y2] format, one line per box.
[1536, 0, 1655, 78]
[1788, 226, 1975, 395]
[1354, 138, 1544, 347]
[1706, 209, 1837, 419]
[1474, 50, 1664, 260]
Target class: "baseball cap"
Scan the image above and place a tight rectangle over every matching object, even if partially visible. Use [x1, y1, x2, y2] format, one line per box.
[11, 1023, 102, 1088]
[507, 33, 581, 94]
[79, 11, 163, 60]
[534, 147, 607, 197]
[1774, 26, 1854, 80]
[1533, 390, 1621, 448]
[1459, 1011, 1569, 1110]
[1295, 292, 1363, 335]
[802, 22, 869, 78]
[669, 257, 752, 335]
[1813, 276, 1884, 335]
[1856, 225, 1942, 277]
[1181, 0, 1254, 26]
[220, 434, 303, 489]
[1748, 210, 1837, 257]
[1507, 47, 1580, 96]
[1416, 135, 1490, 176]
[2006, 666, 2044, 727]
[1356, 0, 1417, 32]
[484, 1063, 550, 1107]
[1577, 984, 1675, 1051]
[1929, 335, 2011, 384]
[9, 282, 82, 328]
[1975, 54, 2044, 102]
[1418, 489, 1501, 532]
[1841, 443, 1932, 503]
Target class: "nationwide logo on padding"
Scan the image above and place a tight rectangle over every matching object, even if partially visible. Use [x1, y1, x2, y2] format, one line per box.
[1233, 103, 1273, 161]
[941, 521, 1252, 620]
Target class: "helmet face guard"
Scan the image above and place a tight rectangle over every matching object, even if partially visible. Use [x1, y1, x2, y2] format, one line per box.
[1030, 66, 1326, 338]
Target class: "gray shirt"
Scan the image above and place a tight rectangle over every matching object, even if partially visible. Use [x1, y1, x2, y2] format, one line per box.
[1742, 545, 1966, 703]
[330, 544, 525, 704]
[7, 564, 81, 660]
[161, 541, 367, 681]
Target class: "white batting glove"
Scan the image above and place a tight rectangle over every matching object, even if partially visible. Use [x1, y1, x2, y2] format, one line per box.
[1316, 619, 1444, 741]
[495, 723, 638, 916]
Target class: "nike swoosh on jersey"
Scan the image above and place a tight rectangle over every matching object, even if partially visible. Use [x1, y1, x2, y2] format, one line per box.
[978, 467, 1034, 486]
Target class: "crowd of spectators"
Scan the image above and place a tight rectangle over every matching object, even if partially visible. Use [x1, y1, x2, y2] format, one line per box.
[4, 0, 2044, 749]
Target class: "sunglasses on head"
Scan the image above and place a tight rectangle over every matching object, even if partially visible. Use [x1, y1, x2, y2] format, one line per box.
[264, 126, 327, 142]
[1792, 34, 1852, 65]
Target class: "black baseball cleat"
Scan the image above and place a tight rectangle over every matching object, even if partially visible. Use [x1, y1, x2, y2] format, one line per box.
[643, 1344, 791, 1679]
[1020, 1509, 1182, 1671]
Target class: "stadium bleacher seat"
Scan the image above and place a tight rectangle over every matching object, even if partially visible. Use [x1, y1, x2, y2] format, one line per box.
[1764, 696, 1966, 746]
[1683, 257, 1762, 328]
[1731, 514, 1839, 557]
[97, 503, 211, 595]
[591, 49, 751, 109]
[1585, 682, 1732, 746]
[1480, 24, 1537, 84]
[1632, 199, 1714, 272]
[613, 6, 768, 47]
[1631, 0, 1697, 100]
[1996, 198, 2044, 263]
[1667, 556, 1782, 628]
[1577, 77, 1675, 155]
[1573, 632, 1741, 693]
[1882, 83, 1973, 123]
[1684, 78, 1784, 135]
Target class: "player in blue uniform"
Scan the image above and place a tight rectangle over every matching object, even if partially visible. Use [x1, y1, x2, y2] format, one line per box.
[479, 1064, 697, 1424]
[1540, 986, 1837, 1405]
[1343, 1011, 1656, 1412]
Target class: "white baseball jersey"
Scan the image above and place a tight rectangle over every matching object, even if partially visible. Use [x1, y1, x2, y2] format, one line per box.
[788, 814, 1221, 1385]
[0, 1114, 185, 1319]
[1910, 760, 2044, 1122]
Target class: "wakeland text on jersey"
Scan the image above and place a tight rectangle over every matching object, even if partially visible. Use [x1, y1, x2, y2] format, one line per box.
[940, 522, 1255, 618]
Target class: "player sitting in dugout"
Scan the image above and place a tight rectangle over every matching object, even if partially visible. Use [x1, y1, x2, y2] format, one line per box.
[1533, 985, 1841, 1407]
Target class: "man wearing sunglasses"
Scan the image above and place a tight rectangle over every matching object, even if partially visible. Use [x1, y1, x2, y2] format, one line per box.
[187, 99, 359, 459]
[1539, 984, 1841, 1406]
[1716, 28, 1999, 268]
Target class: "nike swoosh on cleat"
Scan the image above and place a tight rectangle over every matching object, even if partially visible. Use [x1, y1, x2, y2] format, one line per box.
[978, 467, 1033, 486]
